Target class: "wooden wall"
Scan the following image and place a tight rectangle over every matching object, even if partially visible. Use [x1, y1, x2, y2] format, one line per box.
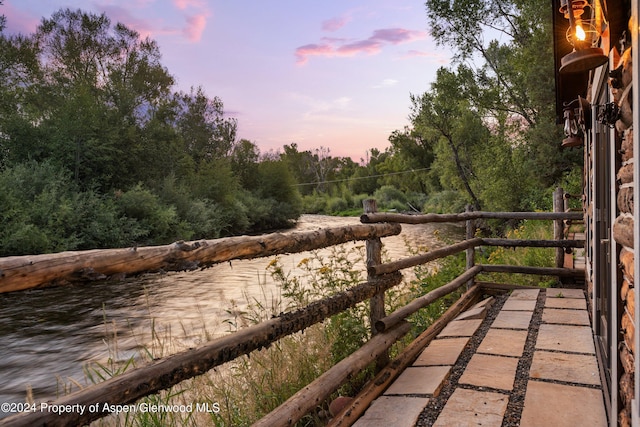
[610, 45, 635, 427]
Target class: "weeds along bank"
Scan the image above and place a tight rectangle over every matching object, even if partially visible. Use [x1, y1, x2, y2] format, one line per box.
[68, 221, 556, 427]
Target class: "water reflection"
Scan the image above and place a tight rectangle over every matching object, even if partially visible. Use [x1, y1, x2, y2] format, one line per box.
[0, 215, 462, 408]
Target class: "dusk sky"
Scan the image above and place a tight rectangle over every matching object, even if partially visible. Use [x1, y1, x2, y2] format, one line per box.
[2, 0, 451, 160]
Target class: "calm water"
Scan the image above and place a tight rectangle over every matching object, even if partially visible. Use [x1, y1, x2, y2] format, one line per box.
[0, 215, 462, 408]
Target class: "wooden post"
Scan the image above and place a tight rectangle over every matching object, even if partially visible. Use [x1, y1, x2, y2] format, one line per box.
[465, 205, 475, 289]
[362, 198, 389, 370]
[553, 187, 565, 269]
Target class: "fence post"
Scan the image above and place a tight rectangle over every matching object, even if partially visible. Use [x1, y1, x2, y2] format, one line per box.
[553, 187, 565, 269]
[465, 205, 475, 289]
[363, 198, 389, 370]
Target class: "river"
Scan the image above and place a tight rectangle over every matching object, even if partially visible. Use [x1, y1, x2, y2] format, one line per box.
[0, 215, 462, 409]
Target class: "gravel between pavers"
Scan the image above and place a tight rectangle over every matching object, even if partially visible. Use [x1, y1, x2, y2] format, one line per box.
[414, 289, 545, 427]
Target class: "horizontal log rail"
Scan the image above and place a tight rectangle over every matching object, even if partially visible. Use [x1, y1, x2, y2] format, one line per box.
[253, 321, 412, 427]
[375, 266, 482, 332]
[360, 210, 583, 224]
[0, 207, 588, 427]
[0, 223, 401, 294]
[370, 238, 585, 276]
[370, 238, 482, 276]
[481, 264, 585, 278]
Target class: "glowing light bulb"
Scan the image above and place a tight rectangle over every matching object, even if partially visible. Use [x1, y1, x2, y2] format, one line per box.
[575, 23, 586, 41]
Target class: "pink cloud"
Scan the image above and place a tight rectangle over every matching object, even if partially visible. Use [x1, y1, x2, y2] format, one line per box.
[295, 27, 427, 65]
[322, 16, 348, 32]
[337, 39, 382, 56]
[183, 13, 207, 42]
[371, 28, 426, 44]
[295, 43, 335, 65]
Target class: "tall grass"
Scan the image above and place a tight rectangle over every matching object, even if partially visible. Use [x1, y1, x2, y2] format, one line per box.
[76, 245, 399, 426]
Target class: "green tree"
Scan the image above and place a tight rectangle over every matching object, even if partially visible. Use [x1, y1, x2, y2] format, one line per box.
[424, 0, 580, 189]
[231, 139, 260, 189]
[410, 67, 487, 210]
[176, 86, 237, 167]
[386, 127, 438, 194]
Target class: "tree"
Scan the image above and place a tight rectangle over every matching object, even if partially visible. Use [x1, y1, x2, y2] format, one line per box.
[410, 67, 487, 210]
[424, 0, 580, 189]
[176, 86, 237, 167]
[231, 139, 260, 189]
[387, 127, 438, 194]
[28, 8, 176, 189]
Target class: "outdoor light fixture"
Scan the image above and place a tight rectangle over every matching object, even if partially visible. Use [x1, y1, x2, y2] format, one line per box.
[562, 96, 591, 147]
[559, 0, 608, 73]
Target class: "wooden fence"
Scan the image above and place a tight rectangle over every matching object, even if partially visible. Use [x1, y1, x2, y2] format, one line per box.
[0, 204, 584, 427]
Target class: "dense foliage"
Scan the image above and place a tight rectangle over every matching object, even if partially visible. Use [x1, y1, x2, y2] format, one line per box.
[0, 2, 581, 256]
[0, 8, 303, 255]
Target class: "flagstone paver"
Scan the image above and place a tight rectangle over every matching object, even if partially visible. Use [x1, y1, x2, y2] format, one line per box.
[509, 289, 540, 299]
[491, 309, 534, 329]
[473, 296, 495, 309]
[542, 307, 591, 326]
[544, 297, 587, 310]
[352, 396, 429, 427]
[432, 388, 509, 427]
[384, 366, 451, 396]
[520, 381, 607, 427]
[458, 353, 519, 391]
[536, 324, 595, 354]
[529, 351, 601, 385]
[414, 337, 470, 366]
[477, 328, 528, 357]
[502, 298, 537, 311]
[546, 288, 585, 299]
[455, 306, 487, 321]
[437, 319, 483, 337]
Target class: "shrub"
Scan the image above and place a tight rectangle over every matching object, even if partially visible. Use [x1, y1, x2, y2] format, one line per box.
[116, 183, 187, 245]
[326, 197, 348, 214]
[373, 185, 406, 209]
[422, 190, 467, 214]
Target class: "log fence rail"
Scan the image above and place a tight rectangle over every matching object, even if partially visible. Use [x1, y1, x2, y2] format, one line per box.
[0, 198, 584, 427]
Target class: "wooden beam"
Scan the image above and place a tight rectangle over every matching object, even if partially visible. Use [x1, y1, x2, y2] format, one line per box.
[370, 238, 483, 276]
[327, 285, 482, 427]
[375, 266, 482, 332]
[360, 211, 584, 224]
[253, 321, 412, 427]
[480, 264, 585, 278]
[0, 223, 401, 294]
[481, 238, 584, 248]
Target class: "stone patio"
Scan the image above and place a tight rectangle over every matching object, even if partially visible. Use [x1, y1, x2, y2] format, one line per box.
[349, 286, 607, 426]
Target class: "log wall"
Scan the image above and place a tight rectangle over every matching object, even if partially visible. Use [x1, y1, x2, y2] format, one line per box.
[611, 44, 636, 426]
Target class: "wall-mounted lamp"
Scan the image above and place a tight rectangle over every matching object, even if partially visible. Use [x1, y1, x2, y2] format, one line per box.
[559, 0, 608, 73]
[562, 96, 591, 147]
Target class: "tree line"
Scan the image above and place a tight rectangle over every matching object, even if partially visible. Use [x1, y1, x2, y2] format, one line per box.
[0, 2, 581, 256]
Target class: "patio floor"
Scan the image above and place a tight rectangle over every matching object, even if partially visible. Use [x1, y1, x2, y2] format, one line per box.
[351, 287, 607, 427]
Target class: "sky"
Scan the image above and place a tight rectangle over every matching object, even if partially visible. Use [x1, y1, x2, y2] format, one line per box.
[2, 0, 451, 161]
